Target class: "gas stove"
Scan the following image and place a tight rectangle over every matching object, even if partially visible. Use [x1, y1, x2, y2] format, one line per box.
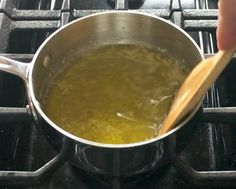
[1, 0, 236, 188]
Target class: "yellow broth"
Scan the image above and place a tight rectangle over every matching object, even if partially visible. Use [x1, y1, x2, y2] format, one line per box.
[42, 44, 188, 144]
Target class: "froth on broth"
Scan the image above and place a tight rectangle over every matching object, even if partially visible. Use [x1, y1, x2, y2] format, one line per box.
[42, 44, 188, 144]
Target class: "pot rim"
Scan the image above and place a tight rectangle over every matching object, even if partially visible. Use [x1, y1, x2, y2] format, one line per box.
[28, 11, 204, 148]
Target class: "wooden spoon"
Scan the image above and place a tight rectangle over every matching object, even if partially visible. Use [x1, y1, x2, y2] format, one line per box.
[158, 46, 236, 136]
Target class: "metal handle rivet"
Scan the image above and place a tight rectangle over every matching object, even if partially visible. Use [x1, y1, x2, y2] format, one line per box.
[43, 54, 51, 68]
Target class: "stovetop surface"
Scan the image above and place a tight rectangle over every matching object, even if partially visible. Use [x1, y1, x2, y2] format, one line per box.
[1, 0, 236, 188]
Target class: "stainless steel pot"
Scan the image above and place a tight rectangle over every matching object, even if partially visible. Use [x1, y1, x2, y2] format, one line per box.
[0, 11, 204, 177]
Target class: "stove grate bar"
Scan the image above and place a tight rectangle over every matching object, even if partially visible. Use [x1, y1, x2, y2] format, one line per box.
[0, 53, 33, 61]
[171, 154, 236, 187]
[12, 20, 60, 30]
[202, 107, 236, 124]
[0, 151, 65, 186]
[115, 0, 128, 10]
[10, 10, 61, 20]
[183, 9, 217, 19]
[72, 9, 171, 19]
[0, 107, 31, 123]
[184, 20, 217, 31]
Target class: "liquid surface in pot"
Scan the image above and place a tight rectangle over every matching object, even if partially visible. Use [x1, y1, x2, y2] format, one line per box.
[43, 44, 188, 144]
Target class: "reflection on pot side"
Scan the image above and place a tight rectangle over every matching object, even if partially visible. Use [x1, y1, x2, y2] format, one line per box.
[42, 44, 189, 144]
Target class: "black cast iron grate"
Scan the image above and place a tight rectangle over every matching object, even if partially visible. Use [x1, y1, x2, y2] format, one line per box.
[1, 0, 236, 188]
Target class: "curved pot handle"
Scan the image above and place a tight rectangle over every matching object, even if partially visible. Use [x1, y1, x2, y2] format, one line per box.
[0, 56, 29, 81]
[0, 56, 33, 122]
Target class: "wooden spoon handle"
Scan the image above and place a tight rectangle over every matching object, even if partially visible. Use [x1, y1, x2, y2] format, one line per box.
[159, 46, 236, 136]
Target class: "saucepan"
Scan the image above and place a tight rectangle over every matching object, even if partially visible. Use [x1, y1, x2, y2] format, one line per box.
[0, 11, 203, 177]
